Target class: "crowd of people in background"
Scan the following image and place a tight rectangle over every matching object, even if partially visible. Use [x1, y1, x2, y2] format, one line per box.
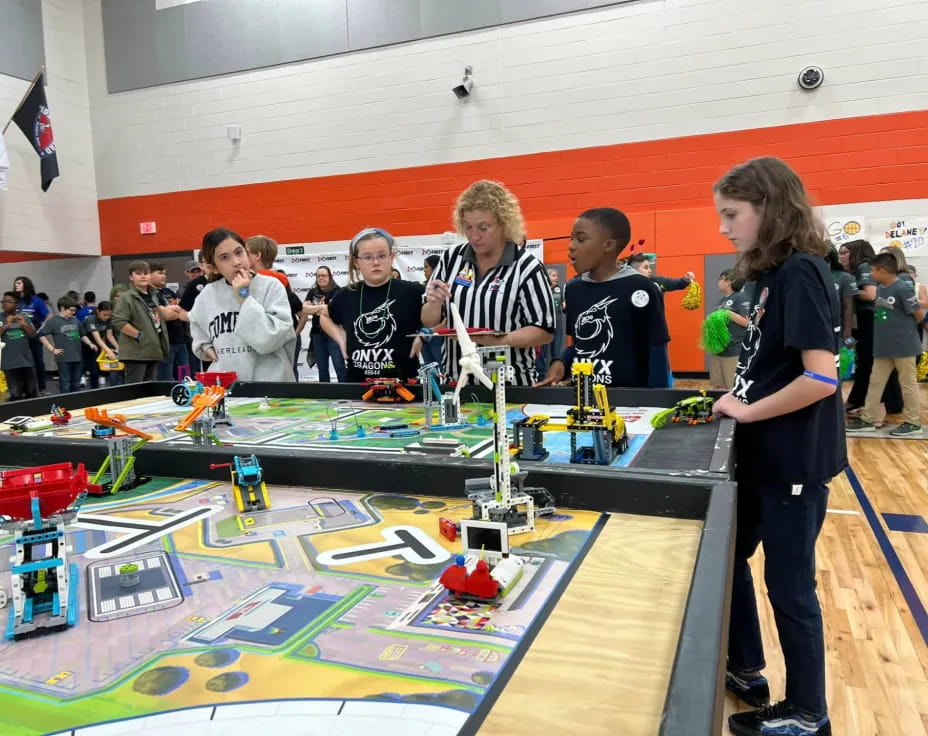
[2, 174, 925, 418]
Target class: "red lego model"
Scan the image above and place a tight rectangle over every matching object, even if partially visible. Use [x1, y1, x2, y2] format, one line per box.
[439, 556, 500, 600]
[0, 463, 101, 517]
[361, 378, 415, 403]
[439, 517, 458, 542]
[195, 371, 238, 389]
[49, 405, 71, 425]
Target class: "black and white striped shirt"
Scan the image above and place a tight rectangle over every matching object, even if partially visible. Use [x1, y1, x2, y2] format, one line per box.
[428, 242, 556, 385]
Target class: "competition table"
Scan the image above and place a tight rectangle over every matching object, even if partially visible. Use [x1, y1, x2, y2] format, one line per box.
[0, 382, 735, 736]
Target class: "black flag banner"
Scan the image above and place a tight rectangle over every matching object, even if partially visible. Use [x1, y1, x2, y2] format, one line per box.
[12, 72, 59, 191]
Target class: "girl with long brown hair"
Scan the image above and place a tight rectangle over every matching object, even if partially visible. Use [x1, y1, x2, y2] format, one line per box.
[712, 157, 843, 736]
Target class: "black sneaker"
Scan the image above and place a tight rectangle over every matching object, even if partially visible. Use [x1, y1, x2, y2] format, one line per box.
[889, 422, 922, 437]
[725, 671, 770, 707]
[845, 418, 874, 432]
[729, 701, 831, 736]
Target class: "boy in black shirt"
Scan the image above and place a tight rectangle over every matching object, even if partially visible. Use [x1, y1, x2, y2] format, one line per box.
[323, 228, 424, 382]
[85, 301, 123, 386]
[535, 208, 669, 387]
[0, 291, 38, 399]
[712, 157, 844, 736]
[150, 261, 190, 381]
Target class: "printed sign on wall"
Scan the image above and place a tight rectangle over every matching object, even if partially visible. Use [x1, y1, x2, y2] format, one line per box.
[824, 216, 866, 245]
[869, 218, 928, 254]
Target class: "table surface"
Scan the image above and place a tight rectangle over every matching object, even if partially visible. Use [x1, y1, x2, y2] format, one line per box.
[0, 384, 732, 477]
[0, 473, 700, 736]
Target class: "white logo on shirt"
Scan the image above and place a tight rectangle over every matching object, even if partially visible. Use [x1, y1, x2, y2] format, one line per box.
[574, 296, 618, 360]
[631, 290, 650, 308]
[355, 298, 397, 348]
[734, 286, 769, 401]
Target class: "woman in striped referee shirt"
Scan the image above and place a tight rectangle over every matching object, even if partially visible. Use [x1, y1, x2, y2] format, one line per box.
[421, 180, 556, 385]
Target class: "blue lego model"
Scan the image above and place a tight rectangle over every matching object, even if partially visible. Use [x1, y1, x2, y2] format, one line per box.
[232, 455, 262, 486]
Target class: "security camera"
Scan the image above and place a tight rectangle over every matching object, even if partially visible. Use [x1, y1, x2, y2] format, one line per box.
[798, 65, 824, 91]
[453, 78, 473, 99]
[453, 65, 473, 99]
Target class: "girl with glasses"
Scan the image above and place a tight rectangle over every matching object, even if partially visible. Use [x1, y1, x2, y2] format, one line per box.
[322, 228, 424, 383]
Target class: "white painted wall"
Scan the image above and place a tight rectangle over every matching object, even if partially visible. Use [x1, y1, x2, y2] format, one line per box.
[2, 256, 114, 307]
[84, 0, 928, 199]
[0, 0, 100, 256]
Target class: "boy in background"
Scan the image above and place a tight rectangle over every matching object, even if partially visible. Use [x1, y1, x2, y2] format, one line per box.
[535, 207, 669, 388]
[708, 269, 751, 389]
[39, 295, 97, 394]
[85, 300, 123, 385]
[150, 261, 190, 381]
[847, 252, 924, 436]
[113, 261, 178, 383]
[628, 253, 695, 294]
[0, 291, 38, 399]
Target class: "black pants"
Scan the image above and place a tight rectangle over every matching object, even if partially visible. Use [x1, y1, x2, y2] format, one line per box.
[123, 360, 159, 383]
[83, 343, 100, 387]
[728, 478, 829, 717]
[5, 366, 38, 400]
[27, 337, 46, 391]
[847, 312, 902, 412]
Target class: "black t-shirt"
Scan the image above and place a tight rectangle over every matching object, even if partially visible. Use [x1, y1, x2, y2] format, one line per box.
[327, 279, 425, 382]
[158, 286, 186, 344]
[138, 288, 163, 334]
[304, 285, 342, 334]
[286, 289, 302, 330]
[179, 275, 209, 312]
[563, 267, 669, 386]
[732, 252, 847, 484]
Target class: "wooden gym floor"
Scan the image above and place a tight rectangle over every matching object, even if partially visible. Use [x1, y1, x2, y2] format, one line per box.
[485, 380, 928, 735]
[718, 382, 928, 736]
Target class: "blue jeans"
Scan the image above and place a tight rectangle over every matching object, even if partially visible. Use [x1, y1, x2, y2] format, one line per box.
[158, 343, 190, 381]
[728, 478, 829, 717]
[311, 333, 346, 383]
[58, 360, 84, 394]
[105, 369, 125, 386]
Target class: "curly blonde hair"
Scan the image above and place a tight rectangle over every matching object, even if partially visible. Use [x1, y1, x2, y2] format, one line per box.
[453, 180, 526, 245]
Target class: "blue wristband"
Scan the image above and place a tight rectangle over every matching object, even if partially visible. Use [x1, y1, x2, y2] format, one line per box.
[803, 370, 839, 386]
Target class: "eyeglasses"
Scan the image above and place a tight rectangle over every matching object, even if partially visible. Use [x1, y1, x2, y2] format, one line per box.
[356, 253, 392, 263]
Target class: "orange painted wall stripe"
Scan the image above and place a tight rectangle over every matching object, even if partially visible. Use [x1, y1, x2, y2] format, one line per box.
[98, 109, 928, 257]
[0, 252, 80, 265]
[95, 108, 928, 371]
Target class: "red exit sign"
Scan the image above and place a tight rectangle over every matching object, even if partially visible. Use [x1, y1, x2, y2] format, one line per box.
[140, 221, 157, 235]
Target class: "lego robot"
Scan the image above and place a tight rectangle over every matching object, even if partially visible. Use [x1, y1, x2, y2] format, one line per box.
[210, 455, 270, 513]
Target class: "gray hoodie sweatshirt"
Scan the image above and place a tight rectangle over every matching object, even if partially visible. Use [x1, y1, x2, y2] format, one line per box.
[189, 273, 296, 382]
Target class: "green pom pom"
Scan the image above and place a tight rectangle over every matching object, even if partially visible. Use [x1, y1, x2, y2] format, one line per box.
[839, 346, 855, 380]
[701, 310, 731, 355]
[651, 407, 676, 429]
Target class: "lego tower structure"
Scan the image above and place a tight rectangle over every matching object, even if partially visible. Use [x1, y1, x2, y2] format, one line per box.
[0, 463, 89, 640]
